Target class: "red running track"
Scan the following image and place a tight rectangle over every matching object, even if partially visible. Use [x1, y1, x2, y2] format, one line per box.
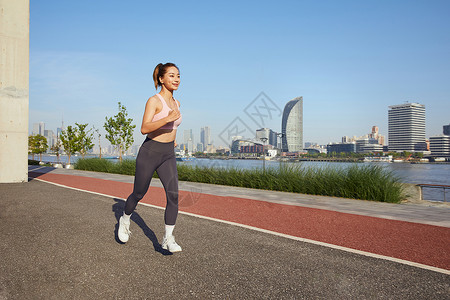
[29, 171, 450, 271]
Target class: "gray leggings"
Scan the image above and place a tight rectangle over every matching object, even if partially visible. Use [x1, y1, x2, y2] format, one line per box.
[125, 138, 178, 225]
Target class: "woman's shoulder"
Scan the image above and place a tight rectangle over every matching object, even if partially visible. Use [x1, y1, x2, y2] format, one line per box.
[147, 94, 162, 104]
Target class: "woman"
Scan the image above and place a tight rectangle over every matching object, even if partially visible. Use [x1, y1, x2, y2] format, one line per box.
[118, 62, 182, 252]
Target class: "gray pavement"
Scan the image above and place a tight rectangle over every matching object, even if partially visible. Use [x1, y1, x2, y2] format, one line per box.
[1, 179, 449, 299]
[29, 166, 450, 228]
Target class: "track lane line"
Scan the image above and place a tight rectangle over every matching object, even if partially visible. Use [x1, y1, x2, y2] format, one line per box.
[29, 176, 450, 275]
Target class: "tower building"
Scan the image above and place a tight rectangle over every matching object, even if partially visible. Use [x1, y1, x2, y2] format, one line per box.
[444, 124, 450, 135]
[200, 126, 211, 149]
[388, 103, 426, 152]
[281, 97, 303, 152]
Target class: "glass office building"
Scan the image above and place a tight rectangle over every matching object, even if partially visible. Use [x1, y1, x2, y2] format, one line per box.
[281, 97, 303, 152]
[327, 143, 356, 154]
[430, 135, 450, 158]
[443, 124, 450, 135]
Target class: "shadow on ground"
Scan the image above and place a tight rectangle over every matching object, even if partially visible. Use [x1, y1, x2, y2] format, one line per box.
[28, 166, 57, 181]
[112, 198, 172, 256]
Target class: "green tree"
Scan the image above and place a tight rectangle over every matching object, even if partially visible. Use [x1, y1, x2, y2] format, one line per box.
[31, 134, 48, 163]
[402, 151, 412, 158]
[60, 125, 80, 165]
[93, 126, 102, 159]
[104, 102, 136, 162]
[28, 135, 37, 160]
[76, 123, 94, 159]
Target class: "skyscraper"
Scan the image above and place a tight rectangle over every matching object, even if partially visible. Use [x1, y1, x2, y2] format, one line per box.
[184, 129, 193, 145]
[281, 97, 303, 152]
[44, 129, 54, 149]
[388, 103, 426, 152]
[184, 129, 194, 153]
[200, 126, 211, 149]
[444, 124, 450, 135]
[39, 122, 45, 135]
[256, 128, 278, 148]
[32, 123, 39, 136]
[32, 122, 45, 136]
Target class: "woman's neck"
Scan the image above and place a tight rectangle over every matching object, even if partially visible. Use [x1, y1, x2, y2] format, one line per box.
[160, 87, 174, 100]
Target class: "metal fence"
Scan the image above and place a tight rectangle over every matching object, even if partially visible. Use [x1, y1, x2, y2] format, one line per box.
[417, 184, 450, 202]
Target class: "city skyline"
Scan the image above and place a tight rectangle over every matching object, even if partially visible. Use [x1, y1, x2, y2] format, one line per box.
[31, 115, 450, 156]
[29, 1, 450, 147]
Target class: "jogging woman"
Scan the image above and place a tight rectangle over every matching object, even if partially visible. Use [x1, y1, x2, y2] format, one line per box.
[118, 62, 182, 252]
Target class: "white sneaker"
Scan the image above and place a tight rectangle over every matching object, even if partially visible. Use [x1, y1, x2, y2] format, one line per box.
[118, 216, 131, 243]
[161, 235, 182, 252]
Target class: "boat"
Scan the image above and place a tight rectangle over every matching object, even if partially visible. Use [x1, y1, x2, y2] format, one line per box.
[176, 155, 195, 162]
[363, 156, 392, 163]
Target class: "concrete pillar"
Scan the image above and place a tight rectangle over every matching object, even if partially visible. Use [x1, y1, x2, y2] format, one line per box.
[0, 0, 30, 183]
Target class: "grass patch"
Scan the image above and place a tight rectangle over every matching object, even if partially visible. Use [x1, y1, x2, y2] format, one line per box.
[75, 158, 405, 203]
[75, 158, 136, 176]
[28, 159, 40, 165]
[28, 159, 51, 166]
[177, 163, 405, 203]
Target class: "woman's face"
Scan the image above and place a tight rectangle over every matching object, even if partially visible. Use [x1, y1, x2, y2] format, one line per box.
[160, 66, 180, 91]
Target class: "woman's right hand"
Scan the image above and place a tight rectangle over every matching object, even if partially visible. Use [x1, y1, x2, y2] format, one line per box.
[166, 109, 181, 123]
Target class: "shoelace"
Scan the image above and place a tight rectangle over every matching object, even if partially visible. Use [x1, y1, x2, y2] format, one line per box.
[168, 236, 179, 246]
[121, 220, 132, 236]
[124, 225, 131, 236]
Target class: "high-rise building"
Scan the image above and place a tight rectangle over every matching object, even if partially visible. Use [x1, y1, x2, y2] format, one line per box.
[256, 128, 278, 148]
[368, 126, 386, 145]
[39, 122, 45, 135]
[44, 129, 54, 149]
[32, 122, 45, 136]
[429, 135, 450, 158]
[281, 97, 303, 152]
[388, 103, 426, 152]
[184, 129, 193, 144]
[200, 126, 211, 149]
[327, 142, 356, 154]
[32, 123, 39, 136]
[443, 124, 450, 135]
[184, 129, 194, 153]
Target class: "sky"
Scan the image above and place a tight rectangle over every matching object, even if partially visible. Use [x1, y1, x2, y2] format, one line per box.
[29, 0, 450, 148]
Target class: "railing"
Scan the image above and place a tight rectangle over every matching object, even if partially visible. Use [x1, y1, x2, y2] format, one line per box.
[417, 184, 450, 202]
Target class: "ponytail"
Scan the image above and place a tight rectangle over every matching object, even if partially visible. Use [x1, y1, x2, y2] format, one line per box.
[152, 63, 164, 90]
[152, 62, 179, 90]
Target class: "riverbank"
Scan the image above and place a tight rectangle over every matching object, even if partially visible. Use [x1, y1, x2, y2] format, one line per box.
[29, 156, 450, 200]
[72, 158, 405, 203]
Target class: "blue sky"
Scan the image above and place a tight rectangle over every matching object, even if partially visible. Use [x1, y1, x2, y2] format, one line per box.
[29, 0, 450, 148]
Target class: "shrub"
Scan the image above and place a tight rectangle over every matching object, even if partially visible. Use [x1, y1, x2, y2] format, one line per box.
[75, 158, 405, 203]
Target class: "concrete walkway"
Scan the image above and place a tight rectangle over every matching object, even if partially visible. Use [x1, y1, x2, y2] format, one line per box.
[0, 166, 448, 299]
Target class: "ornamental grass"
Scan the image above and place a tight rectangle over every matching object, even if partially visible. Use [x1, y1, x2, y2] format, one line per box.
[75, 158, 404, 203]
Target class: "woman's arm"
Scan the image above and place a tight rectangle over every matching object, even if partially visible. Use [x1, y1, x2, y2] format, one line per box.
[140, 97, 181, 135]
